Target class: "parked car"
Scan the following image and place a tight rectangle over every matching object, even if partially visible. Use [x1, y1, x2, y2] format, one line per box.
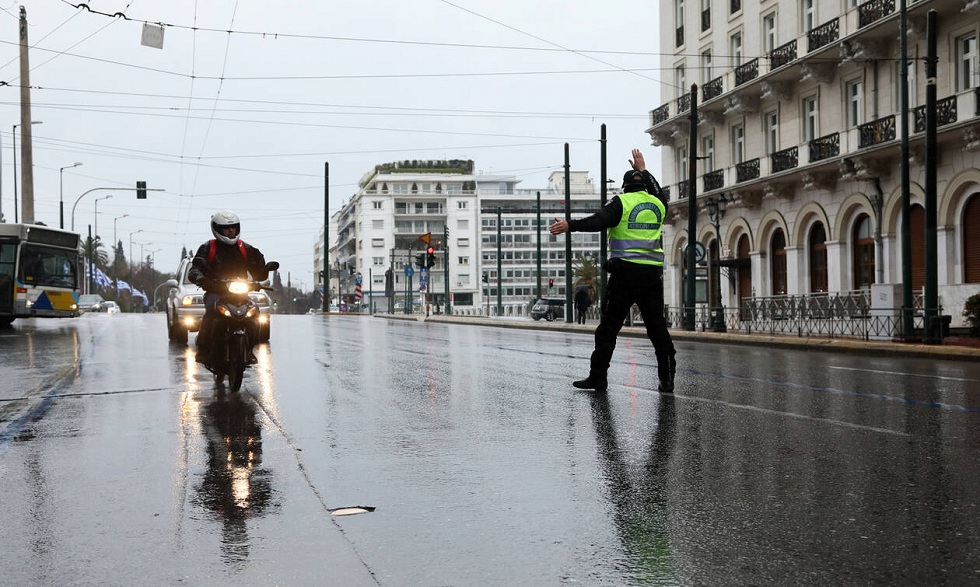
[103, 301, 121, 314]
[77, 294, 105, 313]
[164, 257, 273, 344]
[530, 298, 565, 321]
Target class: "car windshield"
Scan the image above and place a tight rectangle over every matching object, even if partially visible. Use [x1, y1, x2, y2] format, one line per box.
[79, 295, 102, 304]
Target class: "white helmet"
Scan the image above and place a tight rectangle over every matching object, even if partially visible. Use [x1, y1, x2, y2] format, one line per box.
[210, 210, 241, 245]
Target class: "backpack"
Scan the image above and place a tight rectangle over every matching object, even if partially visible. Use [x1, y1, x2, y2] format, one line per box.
[208, 239, 247, 263]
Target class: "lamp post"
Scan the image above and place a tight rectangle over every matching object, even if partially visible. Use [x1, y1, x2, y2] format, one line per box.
[112, 214, 128, 258]
[59, 162, 83, 229]
[93, 194, 112, 243]
[128, 229, 144, 277]
[12, 120, 42, 224]
[706, 194, 728, 332]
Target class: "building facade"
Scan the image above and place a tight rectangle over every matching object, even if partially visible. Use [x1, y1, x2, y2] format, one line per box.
[316, 161, 608, 316]
[650, 0, 980, 330]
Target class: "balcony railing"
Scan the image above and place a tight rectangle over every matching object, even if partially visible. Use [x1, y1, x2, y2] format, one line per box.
[913, 95, 958, 132]
[770, 146, 799, 173]
[858, 0, 895, 28]
[703, 169, 724, 192]
[809, 133, 840, 162]
[858, 115, 896, 148]
[703, 77, 724, 101]
[677, 180, 689, 200]
[807, 19, 839, 53]
[677, 93, 691, 114]
[651, 103, 670, 126]
[769, 39, 797, 70]
[736, 158, 760, 183]
[735, 58, 759, 87]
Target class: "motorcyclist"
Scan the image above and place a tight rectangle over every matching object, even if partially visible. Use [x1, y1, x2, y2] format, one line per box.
[188, 210, 270, 364]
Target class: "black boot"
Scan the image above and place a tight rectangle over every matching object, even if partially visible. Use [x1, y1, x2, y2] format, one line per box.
[657, 355, 676, 393]
[573, 376, 607, 392]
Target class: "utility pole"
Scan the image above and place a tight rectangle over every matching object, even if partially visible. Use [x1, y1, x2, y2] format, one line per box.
[599, 124, 608, 308]
[496, 207, 502, 317]
[536, 190, 542, 300]
[322, 162, 330, 313]
[924, 10, 940, 343]
[899, 0, 914, 338]
[18, 7, 36, 225]
[564, 143, 572, 323]
[684, 84, 699, 331]
[443, 224, 450, 315]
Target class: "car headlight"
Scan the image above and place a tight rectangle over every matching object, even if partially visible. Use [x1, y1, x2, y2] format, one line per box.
[227, 281, 249, 295]
[257, 314, 268, 324]
[181, 295, 195, 306]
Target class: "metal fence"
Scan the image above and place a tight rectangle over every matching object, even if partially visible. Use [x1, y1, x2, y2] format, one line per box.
[653, 290, 945, 341]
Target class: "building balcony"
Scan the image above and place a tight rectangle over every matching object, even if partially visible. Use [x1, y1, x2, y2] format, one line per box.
[646, 0, 953, 136]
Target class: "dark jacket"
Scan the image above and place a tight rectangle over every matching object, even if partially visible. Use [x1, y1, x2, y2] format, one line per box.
[188, 239, 269, 292]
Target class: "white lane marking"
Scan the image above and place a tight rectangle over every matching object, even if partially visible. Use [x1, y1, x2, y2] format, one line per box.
[828, 365, 978, 383]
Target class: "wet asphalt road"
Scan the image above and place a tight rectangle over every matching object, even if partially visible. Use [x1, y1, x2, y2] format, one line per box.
[1, 313, 979, 585]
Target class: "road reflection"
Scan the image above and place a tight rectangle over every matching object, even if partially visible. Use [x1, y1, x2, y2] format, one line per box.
[589, 391, 678, 584]
[193, 390, 277, 567]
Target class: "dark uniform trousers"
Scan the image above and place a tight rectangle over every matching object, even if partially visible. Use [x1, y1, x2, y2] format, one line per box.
[590, 265, 676, 382]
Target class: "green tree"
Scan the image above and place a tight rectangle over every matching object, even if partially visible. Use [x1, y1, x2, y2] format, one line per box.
[573, 254, 600, 301]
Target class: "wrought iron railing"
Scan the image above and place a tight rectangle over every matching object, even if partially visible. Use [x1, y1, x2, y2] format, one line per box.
[736, 158, 760, 183]
[651, 103, 670, 126]
[677, 93, 691, 114]
[676, 180, 689, 200]
[913, 95, 957, 132]
[807, 19, 839, 53]
[770, 146, 799, 173]
[735, 58, 759, 87]
[663, 290, 939, 341]
[859, 0, 895, 28]
[858, 115, 896, 148]
[703, 169, 724, 192]
[809, 132, 840, 162]
[703, 77, 724, 101]
[769, 40, 797, 69]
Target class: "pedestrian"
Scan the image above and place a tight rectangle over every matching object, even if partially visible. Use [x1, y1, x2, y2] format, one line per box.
[549, 149, 676, 393]
[575, 286, 592, 325]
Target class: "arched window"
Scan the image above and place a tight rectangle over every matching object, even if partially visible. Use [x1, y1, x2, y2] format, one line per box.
[853, 214, 875, 289]
[965, 193, 980, 283]
[910, 204, 925, 291]
[771, 229, 787, 295]
[737, 234, 752, 320]
[809, 223, 827, 293]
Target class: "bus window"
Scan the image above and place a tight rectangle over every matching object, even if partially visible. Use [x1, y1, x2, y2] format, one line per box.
[18, 244, 77, 289]
[0, 242, 15, 311]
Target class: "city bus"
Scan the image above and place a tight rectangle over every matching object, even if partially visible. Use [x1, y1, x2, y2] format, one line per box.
[0, 223, 81, 325]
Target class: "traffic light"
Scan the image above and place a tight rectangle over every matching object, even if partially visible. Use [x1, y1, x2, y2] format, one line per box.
[416, 253, 425, 268]
[548, 278, 554, 288]
[136, 180, 147, 199]
[482, 273, 489, 284]
[426, 246, 436, 268]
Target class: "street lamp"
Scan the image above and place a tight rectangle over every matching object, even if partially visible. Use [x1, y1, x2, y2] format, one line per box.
[128, 229, 144, 271]
[94, 195, 112, 243]
[705, 194, 728, 332]
[59, 162, 83, 229]
[12, 120, 42, 223]
[113, 213, 129, 257]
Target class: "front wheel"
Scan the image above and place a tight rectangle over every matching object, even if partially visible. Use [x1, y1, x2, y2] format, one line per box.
[545, 311, 555, 322]
[227, 334, 247, 392]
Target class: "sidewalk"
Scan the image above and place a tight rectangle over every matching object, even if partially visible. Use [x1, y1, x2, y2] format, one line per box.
[376, 313, 980, 362]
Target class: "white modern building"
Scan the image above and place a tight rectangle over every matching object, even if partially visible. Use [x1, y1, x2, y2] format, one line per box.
[316, 160, 609, 315]
[650, 0, 980, 333]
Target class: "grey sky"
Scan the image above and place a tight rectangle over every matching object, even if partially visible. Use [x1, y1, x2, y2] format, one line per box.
[1, 0, 662, 290]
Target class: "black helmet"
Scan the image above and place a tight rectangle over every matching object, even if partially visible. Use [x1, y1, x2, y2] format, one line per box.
[622, 170, 646, 193]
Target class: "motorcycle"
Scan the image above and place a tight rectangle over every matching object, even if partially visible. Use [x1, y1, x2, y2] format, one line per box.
[201, 261, 279, 391]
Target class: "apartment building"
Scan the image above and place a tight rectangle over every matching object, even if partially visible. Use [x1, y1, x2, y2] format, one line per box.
[650, 0, 980, 328]
[316, 161, 607, 315]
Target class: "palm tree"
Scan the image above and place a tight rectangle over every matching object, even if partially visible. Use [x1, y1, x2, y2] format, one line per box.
[82, 236, 110, 271]
[572, 254, 599, 302]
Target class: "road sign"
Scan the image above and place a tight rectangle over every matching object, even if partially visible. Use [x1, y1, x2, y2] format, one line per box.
[405, 266, 414, 278]
[419, 232, 431, 246]
[355, 273, 363, 285]
[685, 242, 706, 263]
[419, 267, 428, 292]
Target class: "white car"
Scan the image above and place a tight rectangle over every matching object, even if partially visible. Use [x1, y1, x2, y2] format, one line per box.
[103, 301, 121, 314]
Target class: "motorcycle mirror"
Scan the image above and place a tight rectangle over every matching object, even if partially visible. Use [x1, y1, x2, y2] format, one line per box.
[266, 261, 280, 271]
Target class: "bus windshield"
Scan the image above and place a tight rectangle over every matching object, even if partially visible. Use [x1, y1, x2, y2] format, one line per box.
[17, 243, 78, 289]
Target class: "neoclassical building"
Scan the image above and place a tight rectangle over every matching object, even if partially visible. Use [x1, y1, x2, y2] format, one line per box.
[650, 0, 979, 331]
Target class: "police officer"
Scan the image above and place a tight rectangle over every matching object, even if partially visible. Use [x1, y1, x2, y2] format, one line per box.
[549, 149, 676, 393]
[188, 210, 270, 363]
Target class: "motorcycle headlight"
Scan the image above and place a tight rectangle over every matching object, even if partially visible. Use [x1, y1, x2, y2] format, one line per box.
[218, 305, 233, 317]
[227, 281, 249, 295]
[246, 307, 258, 318]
